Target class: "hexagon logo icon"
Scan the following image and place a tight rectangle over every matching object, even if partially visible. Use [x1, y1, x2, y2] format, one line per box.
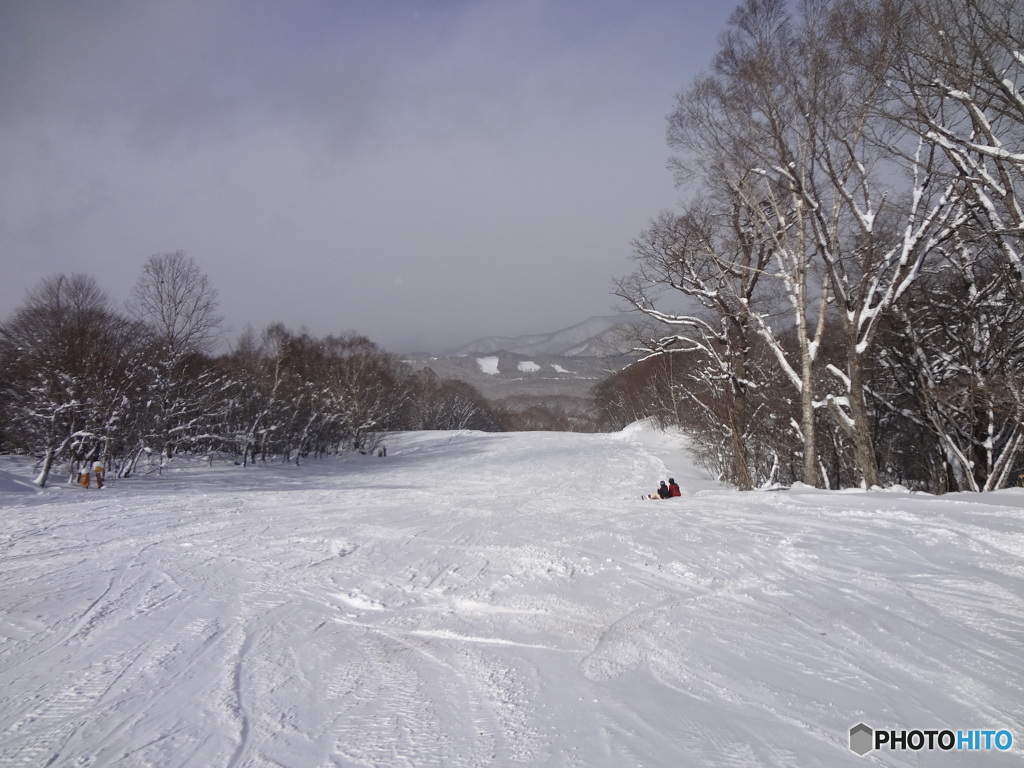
[850, 723, 874, 756]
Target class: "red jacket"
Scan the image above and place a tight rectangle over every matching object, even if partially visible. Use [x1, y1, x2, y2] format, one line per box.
[669, 482, 681, 497]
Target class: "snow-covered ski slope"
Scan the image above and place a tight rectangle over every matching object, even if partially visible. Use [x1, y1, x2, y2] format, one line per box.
[2, 423, 1022, 767]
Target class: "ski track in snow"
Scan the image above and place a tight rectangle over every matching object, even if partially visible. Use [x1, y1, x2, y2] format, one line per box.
[0, 425, 1022, 766]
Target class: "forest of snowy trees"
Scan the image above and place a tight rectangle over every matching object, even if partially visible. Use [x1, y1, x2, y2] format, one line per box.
[0, 254, 502, 487]
[600, 0, 1024, 493]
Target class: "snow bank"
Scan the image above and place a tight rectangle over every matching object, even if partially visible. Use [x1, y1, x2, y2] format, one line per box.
[1, 423, 1022, 766]
[0, 458, 45, 494]
[0, 471, 37, 493]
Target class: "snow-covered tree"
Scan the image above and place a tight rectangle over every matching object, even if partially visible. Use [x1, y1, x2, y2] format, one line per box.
[661, 0, 848, 486]
[0, 275, 144, 486]
[128, 251, 223, 462]
[887, 238, 1024, 490]
[886, 0, 1024, 279]
[404, 368, 500, 432]
[216, 326, 412, 464]
[615, 198, 780, 489]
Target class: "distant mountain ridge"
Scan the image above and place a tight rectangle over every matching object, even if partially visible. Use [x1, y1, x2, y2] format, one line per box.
[451, 315, 639, 357]
[402, 315, 642, 403]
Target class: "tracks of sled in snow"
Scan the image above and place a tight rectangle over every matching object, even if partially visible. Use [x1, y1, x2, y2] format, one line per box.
[1, 473, 712, 765]
[626, 491, 1024, 744]
[5, 434, 1023, 766]
[0, 487, 575, 766]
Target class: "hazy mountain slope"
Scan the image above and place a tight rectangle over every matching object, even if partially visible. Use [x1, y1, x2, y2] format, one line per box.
[404, 315, 641, 402]
[452, 315, 639, 357]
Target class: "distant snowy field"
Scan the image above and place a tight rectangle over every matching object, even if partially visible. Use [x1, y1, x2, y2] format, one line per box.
[2, 423, 1022, 767]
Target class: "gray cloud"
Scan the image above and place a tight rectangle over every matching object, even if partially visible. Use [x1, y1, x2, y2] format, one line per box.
[0, 0, 734, 351]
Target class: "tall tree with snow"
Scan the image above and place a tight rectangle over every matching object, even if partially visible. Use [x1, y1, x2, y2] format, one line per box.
[128, 251, 224, 462]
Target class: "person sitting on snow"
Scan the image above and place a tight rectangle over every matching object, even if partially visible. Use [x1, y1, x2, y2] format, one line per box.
[668, 478, 681, 497]
[643, 481, 671, 499]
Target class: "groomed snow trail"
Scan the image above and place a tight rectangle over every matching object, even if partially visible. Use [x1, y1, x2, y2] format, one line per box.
[1, 425, 1022, 766]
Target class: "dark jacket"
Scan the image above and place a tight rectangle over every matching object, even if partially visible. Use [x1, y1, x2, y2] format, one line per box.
[657, 482, 671, 499]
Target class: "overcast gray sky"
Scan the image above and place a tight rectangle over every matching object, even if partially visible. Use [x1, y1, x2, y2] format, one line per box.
[1, 0, 734, 352]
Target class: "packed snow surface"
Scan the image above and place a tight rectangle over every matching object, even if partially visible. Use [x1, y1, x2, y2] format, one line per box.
[2, 423, 1023, 767]
[517, 361, 541, 373]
